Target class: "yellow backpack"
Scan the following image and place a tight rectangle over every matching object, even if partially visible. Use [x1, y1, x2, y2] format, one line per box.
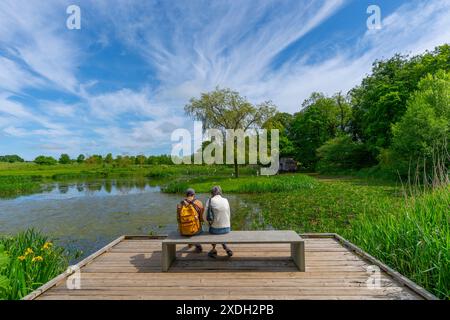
[178, 200, 202, 236]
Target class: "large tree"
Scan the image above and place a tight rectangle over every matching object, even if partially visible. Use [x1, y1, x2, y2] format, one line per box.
[350, 44, 450, 158]
[185, 87, 277, 177]
[290, 92, 351, 170]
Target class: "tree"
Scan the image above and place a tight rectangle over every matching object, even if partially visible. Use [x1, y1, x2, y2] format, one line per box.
[34, 156, 57, 165]
[263, 112, 296, 157]
[0, 155, 24, 163]
[105, 153, 113, 165]
[135, 155, 146, 165]
[185, 87, 277, 177]
[390, 70, 450, 174]
[59, 154, 71, 164]
[290, 92, 351, 170]
[76, 154, 85, 163]
[350, 44, 450, 159]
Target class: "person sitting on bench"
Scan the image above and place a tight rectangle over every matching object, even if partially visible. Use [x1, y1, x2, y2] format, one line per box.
[204, 186, 233, 258]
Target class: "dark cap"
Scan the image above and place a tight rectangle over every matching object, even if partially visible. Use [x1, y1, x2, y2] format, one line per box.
[186, 188, 195, 197]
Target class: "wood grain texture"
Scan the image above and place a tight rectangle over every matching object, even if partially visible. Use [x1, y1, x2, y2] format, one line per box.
[28, 235, 430, 300]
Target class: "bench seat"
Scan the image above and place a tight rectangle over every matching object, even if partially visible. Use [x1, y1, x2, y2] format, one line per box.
[161, 231, 305, 272]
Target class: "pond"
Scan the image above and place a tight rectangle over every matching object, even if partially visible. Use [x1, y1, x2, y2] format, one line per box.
[0, 179, 264, 261]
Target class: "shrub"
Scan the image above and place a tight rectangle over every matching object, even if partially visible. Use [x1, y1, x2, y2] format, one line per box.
[316, 136, 372, 172]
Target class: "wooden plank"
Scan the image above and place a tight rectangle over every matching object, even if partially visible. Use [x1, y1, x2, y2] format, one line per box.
[163, 230, 303, 244]
[28, 234, 433, 301]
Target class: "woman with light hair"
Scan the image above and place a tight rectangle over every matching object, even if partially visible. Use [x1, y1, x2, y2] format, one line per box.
[204, 186, 233, 258]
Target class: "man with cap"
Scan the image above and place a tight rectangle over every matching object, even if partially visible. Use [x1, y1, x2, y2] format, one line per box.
[177, 188, 204, 253]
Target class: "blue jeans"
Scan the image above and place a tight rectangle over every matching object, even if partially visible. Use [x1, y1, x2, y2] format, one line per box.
[209, 226, 231, 235]
[209, 227, 231, 252]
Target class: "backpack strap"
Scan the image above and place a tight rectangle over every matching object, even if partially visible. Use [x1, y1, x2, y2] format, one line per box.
[185, 198, 202, 217]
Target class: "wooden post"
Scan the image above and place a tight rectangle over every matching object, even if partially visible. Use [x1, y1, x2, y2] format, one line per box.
[161, 243, 176, 272]
[291, 241, 305, 272]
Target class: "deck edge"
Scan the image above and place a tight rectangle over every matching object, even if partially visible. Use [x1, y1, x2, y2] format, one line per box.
[302, 233, 438, 300]
[22, 235, 126, 300]
[23, 233, 439, 300]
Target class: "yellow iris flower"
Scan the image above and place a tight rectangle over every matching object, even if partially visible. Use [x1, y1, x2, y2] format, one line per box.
[32, 256, 43, 262]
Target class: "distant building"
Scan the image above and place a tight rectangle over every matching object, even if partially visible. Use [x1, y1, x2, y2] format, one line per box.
[279, 157, 298, 173]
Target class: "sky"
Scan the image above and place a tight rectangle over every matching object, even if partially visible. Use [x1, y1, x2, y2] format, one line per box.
[0, 0, 449, 160]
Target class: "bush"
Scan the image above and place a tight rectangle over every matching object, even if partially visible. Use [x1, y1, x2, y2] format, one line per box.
[0, 155, 24, 163]
[316, 136, 373, 172]
[34, 156, 57, 166]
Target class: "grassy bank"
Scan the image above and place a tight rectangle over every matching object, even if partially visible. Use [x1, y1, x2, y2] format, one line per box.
[162, 172, 448, 299]
[0, 229, 69, 300]
[345, 186, 449, 299]
[0, 162, 256, 198]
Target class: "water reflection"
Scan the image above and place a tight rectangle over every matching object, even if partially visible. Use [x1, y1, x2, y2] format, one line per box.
[0, 178, 261, 263]
[8, 179, 162, 202]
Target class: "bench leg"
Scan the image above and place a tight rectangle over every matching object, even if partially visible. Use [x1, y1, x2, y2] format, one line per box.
[161, 243, 176, 272]
[291, 241, 305, 272]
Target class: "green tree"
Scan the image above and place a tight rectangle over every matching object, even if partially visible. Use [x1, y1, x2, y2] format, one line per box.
[290, 92, 351, 170]
[76, 154, 85, 163]
[263, 112, 295, 157]
[58, 154, 71, 164]
[105, 153, 113, 165]
[350, 44, 450, 159]
[185, 87, 276, 177]
[0, 155, 24, 163]
[390, 70, 450, 173]
[34, 156, 57, 165]
[135, 155, 146, 165]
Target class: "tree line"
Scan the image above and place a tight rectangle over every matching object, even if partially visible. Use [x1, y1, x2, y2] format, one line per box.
[0, 154, 174, 166]
[263, 44, 450, 176]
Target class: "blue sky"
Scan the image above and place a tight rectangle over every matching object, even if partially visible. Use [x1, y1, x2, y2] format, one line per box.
[0, 0, 449, 160]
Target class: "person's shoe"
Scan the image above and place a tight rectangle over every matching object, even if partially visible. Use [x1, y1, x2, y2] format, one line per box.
[208, 249, 218, 258]
[194, 245, 203, 253]
[226, 249, 233, 257]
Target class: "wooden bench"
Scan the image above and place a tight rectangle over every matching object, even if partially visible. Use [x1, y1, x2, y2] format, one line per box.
[161, 230, 305, 272]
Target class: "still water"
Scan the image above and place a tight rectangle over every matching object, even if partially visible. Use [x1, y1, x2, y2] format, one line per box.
[0, 179, 261, 260]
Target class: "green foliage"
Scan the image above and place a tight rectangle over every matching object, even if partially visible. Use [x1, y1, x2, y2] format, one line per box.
[344, 186, 450, 299]
[263, 112, 296, 157]
[76, 154, 85, 163]
[105, 153, 113, 164]
[290, 92, 351, 169]
[85, 155, 103, 165]
[390, 71, 450, 174]
[0, 155, 24, 163]
[0, 229, 69, 300]
[185, 87, 277, 177]
[350, 45, 450, 158]
[34, 156, 57, 166]
[162, 174, 318, 194]
[58, 154, 71, 165]
[0, 176, 42, 198]
[316, 136, 372, 172]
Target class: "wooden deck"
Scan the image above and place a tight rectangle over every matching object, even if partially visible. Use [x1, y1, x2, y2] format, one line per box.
[24, 234, 436, 300]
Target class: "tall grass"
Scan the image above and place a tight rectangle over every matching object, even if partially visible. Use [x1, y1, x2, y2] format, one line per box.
[344, 186, 449, 299]
[0, 176, 42, 198]
[0, 229, 69, 300]
[162, 174, 318, 194]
